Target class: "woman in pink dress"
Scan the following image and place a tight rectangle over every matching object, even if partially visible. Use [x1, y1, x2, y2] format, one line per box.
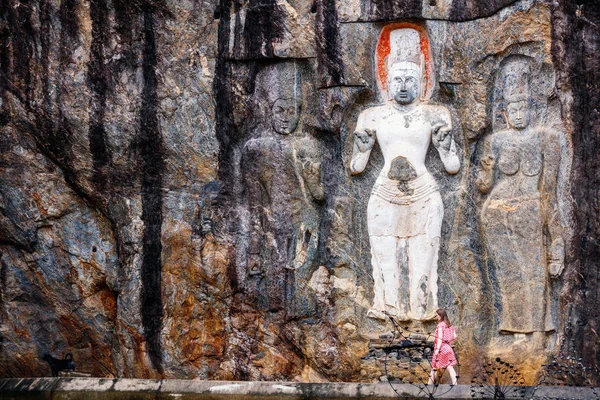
[428, 308, 458, 385]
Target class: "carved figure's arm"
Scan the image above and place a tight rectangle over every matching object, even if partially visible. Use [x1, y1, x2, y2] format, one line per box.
[303, 160, 324, 201]
[431, 109, 460, 174]
[241, 143, 265, 272]
[298, 138, 324, 202]
[542, 130, 565, 278]
[476, 136, 495, 194]
[350, 111, 376, 175]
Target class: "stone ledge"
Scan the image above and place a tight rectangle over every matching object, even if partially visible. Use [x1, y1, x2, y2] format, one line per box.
[0, 378, 598, 399]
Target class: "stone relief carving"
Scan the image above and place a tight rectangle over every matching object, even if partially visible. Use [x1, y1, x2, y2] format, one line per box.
[240, 63, 324, 312]
[350, 27, 460, 321]
[476, 56, 565, 334]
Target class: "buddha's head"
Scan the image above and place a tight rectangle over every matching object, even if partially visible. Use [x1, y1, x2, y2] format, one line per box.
[386, 28, 423, 105]
[388, 62, 421, 105]
[271, 97, 300, 135]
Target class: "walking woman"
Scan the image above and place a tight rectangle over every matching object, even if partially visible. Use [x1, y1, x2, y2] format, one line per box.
[428, 308, 458, 385]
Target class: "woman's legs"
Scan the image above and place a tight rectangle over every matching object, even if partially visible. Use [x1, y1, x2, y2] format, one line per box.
[428, 368, 437, 385]
[428, 367, 457, 385]
[447, 366, 457, 385]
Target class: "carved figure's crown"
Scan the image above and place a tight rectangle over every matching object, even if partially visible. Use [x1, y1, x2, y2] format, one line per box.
[255, 63, 302, 107]
[502, 58, 531, 103]
[388, 28, 421, 68]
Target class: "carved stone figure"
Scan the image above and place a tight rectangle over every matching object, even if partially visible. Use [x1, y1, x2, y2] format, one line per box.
[241, 64, 323, 312]
[476, 57, 564, 334]
[350, 28, 460, 321]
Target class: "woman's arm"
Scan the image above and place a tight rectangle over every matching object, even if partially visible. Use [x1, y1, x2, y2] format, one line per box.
[434, 325, 443, 353]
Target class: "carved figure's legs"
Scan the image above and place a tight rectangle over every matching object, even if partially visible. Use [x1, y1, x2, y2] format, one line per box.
[482, 197, 546, 333]
[407, 233, 440, 320]
[406, 192, 443, 320]
[369, 235, 401, 318]
[367, 183, 444, 320]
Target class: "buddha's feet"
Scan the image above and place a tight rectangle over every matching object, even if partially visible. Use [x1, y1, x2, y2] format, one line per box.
[415, 310, 438, 321]
[366, 309, 386, 320]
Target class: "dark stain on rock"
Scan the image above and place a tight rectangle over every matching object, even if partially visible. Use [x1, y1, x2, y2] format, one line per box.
[316, 0, 344, 86]
[50, 0, 80, 170]
[139, 8, 164, 375]
[2, 0, 35, 106]
[113, 0, 138, 66]
[58, 0, 80, 48]
[449, 0, 518, 21]
[212, 1, 244, 300]
[388, 156, 417, 182]
[89, 0, 111, 189]
[1, 0, 77, 174]
[351, 0, 518, 21]
[0, 258, 7, 341]
[224, 0, 286, 59]
[0, 5, 10, 109]
[231, 1, 243, 58]
[38, 0, 57, 174]
[213, 0, 241, 206]
[360, 0, 423, 21]
[241, 0, 286, 59]
[39, 0, 53, 109]
[551, 0, 600, 378]
[214, 0, 233, 144]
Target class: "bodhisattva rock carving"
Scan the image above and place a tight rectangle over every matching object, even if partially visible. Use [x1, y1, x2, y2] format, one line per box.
[350, 28, 460, 321]
[241, 65, 324, 312]
[476, 57, 565, 334]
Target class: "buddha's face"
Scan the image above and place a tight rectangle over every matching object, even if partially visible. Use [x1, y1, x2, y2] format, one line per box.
[505, 100, 529, 130]
[388, 65, 421, 105]
[271, 98, 299, 135]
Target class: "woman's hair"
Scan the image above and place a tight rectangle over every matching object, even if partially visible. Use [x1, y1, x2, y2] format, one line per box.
[436, 308, 452, 327]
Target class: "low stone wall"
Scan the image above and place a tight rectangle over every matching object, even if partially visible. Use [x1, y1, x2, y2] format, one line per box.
[0, 379, 597, 400]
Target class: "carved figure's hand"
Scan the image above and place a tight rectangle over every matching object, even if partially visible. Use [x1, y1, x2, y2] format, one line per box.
[431, 122, 452, 151]
[481, 155, 495, 171]
[354, 128, 376, 152]
[549, 238, 565, 278]
[302, 161, 324, 202]
[549, 261, 564, 278]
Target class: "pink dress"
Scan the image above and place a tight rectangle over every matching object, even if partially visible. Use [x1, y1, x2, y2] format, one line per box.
[431, 322, 457, 369]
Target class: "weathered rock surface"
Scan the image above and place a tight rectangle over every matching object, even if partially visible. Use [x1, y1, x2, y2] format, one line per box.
[0, 0, 599, 386]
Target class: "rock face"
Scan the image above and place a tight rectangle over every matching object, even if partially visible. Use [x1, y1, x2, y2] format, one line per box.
[0, 0, 598, 385]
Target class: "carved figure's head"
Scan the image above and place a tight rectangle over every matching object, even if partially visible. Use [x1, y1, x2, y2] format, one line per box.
[386, 28, 423, 105]
[502, 60, 531, 101]
[271, 98, 300, 135]
[505, 100, 530, 130]
[501, 57, 531, 130]
[388, 62, 421, 105]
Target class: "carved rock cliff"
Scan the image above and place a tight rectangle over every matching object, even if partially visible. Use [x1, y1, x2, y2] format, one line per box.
[0, 0, 598, 384]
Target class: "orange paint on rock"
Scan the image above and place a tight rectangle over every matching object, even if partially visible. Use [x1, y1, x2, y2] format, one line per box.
[376, 23, 434, 102]
[31, 192, 48, 216]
